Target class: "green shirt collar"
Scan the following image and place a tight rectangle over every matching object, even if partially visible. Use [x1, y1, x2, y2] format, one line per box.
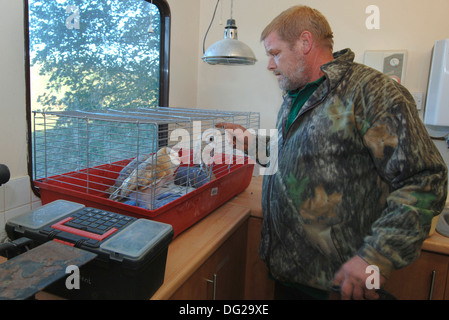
[285, 76, 325, 130]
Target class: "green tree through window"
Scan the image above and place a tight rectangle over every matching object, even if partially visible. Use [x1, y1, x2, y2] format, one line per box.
[28, 0, 168, 112]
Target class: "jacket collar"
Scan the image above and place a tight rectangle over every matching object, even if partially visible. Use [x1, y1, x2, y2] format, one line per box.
[282, 48, 355, 100]
[321, 48, 355, 91]
[300, 48, 355, 110]
[279, 48, 355, 133]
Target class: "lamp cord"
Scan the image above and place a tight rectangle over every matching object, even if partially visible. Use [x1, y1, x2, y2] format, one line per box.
[230, 0, 233, 19]
[202, 0, 221, 54]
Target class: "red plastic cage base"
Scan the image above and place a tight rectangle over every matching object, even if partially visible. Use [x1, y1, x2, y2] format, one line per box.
[34, 154, 254, 238]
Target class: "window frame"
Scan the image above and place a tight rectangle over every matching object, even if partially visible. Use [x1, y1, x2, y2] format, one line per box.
[23, 0, 171, 196]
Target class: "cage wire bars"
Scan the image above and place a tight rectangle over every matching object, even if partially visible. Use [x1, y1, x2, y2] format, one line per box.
[32, 107, 260, 211]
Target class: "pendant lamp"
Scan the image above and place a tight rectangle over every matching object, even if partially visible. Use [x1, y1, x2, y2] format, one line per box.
[202, 0, 256, 66]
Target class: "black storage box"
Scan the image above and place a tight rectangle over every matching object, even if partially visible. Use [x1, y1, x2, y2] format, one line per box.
[6, 200, 174, 300]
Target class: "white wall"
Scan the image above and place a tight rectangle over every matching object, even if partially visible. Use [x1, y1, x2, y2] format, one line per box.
[1, 0, 448, 238]
[167, 0, 201, 109]
[0, 1, 28, 180]
[0, 1, 35, 239]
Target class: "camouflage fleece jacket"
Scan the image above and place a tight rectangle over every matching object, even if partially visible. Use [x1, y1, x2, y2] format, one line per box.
[259, 48, 448, 292]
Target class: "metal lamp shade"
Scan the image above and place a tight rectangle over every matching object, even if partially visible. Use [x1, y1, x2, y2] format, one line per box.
[202, 19, 256, 66]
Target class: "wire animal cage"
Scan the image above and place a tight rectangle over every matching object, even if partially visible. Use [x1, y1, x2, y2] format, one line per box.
[32, 107, 259, 236]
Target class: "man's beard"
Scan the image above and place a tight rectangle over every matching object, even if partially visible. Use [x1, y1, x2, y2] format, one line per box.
[277, 64, 308, 91]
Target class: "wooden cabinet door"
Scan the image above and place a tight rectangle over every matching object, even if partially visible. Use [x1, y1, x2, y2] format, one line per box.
[169, 221, 248, 300]
[169, 256, 212, 299]
[244, 216, 274, 299]
[210, 222, 247, 300]
[383, 251, 449, 300]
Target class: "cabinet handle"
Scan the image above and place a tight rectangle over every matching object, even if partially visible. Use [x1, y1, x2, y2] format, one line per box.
[428, 270, 436, 300]
[206, 274, 217, 300]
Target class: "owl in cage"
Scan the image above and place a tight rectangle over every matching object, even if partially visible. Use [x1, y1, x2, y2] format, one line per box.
[108, 146, 180, 202]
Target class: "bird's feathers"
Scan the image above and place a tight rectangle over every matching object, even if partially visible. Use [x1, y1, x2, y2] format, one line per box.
[109, 147, 180, 201]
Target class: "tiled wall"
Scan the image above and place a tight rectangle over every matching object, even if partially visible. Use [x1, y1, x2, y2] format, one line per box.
[0, 176, 42, 241]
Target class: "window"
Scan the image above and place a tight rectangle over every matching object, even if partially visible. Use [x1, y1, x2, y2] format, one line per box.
[25, 0, 170, 186]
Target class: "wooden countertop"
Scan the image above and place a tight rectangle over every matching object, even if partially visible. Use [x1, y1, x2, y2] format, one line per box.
[423, 214, 449, 255]
[229, 175, 263, 218]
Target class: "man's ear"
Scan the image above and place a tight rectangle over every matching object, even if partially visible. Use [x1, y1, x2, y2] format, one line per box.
[299, 31, 314, 55]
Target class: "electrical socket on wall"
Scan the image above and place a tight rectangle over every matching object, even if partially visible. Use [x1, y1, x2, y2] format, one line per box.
[411, 92, 424, 110]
